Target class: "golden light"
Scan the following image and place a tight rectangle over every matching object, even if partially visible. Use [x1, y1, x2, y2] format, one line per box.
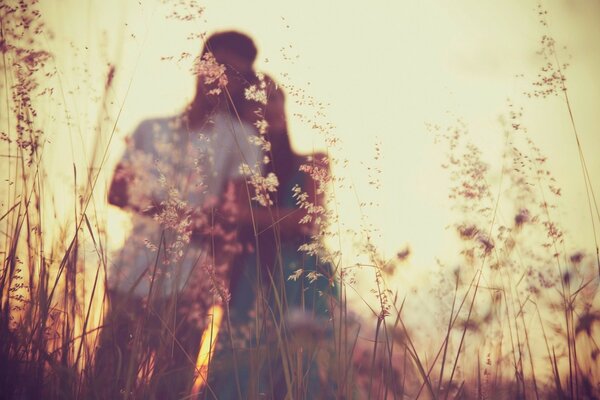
[191, 304, 224, 395]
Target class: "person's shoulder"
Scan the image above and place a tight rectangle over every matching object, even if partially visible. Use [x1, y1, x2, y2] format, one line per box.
[211, 111, 256, 133]
[209, 111, 233, 127]
[129, 115, 188, 147]
[133, 115, 185, 136]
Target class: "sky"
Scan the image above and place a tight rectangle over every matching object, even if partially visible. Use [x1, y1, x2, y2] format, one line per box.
[20, 0, 600, 313]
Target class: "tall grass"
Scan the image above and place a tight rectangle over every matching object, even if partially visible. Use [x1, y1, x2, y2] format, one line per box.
[1, 1, 599, 399]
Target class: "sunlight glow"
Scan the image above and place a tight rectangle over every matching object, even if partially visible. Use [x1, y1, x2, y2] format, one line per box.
[2, 0, 600, 397]
[191, 304, 224, 395]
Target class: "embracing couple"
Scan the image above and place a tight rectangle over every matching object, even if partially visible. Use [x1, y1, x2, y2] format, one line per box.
[95, 31, 336, 399]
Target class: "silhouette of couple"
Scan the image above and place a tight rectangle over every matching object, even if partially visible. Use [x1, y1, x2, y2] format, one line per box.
[98, 31, 335, 399]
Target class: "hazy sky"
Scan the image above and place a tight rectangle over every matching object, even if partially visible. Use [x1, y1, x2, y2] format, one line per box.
[30, 0, 600, 308]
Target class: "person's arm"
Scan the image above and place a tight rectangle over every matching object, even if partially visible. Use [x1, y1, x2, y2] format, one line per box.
[108, 163, 163, 216]
[231, 156, 324, 239]
[233, 180, 307, 236]
[107, 121, 162, 216]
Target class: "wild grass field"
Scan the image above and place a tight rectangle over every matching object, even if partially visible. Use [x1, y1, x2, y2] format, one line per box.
[1, 1, 599, 399]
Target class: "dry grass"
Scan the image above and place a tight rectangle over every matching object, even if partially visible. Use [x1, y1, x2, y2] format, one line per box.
[1, 1, 599, 399]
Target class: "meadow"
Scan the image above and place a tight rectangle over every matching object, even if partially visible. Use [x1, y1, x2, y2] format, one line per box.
[1, 1, 599, 399]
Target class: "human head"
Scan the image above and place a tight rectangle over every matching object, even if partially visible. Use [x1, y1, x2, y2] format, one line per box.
[200, 31, 258, 101]
[202, 31, 257, 71]
[189, 31, 259, 126]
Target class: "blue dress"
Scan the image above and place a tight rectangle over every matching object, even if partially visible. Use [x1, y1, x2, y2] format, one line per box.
[206, 157, 337, 399]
